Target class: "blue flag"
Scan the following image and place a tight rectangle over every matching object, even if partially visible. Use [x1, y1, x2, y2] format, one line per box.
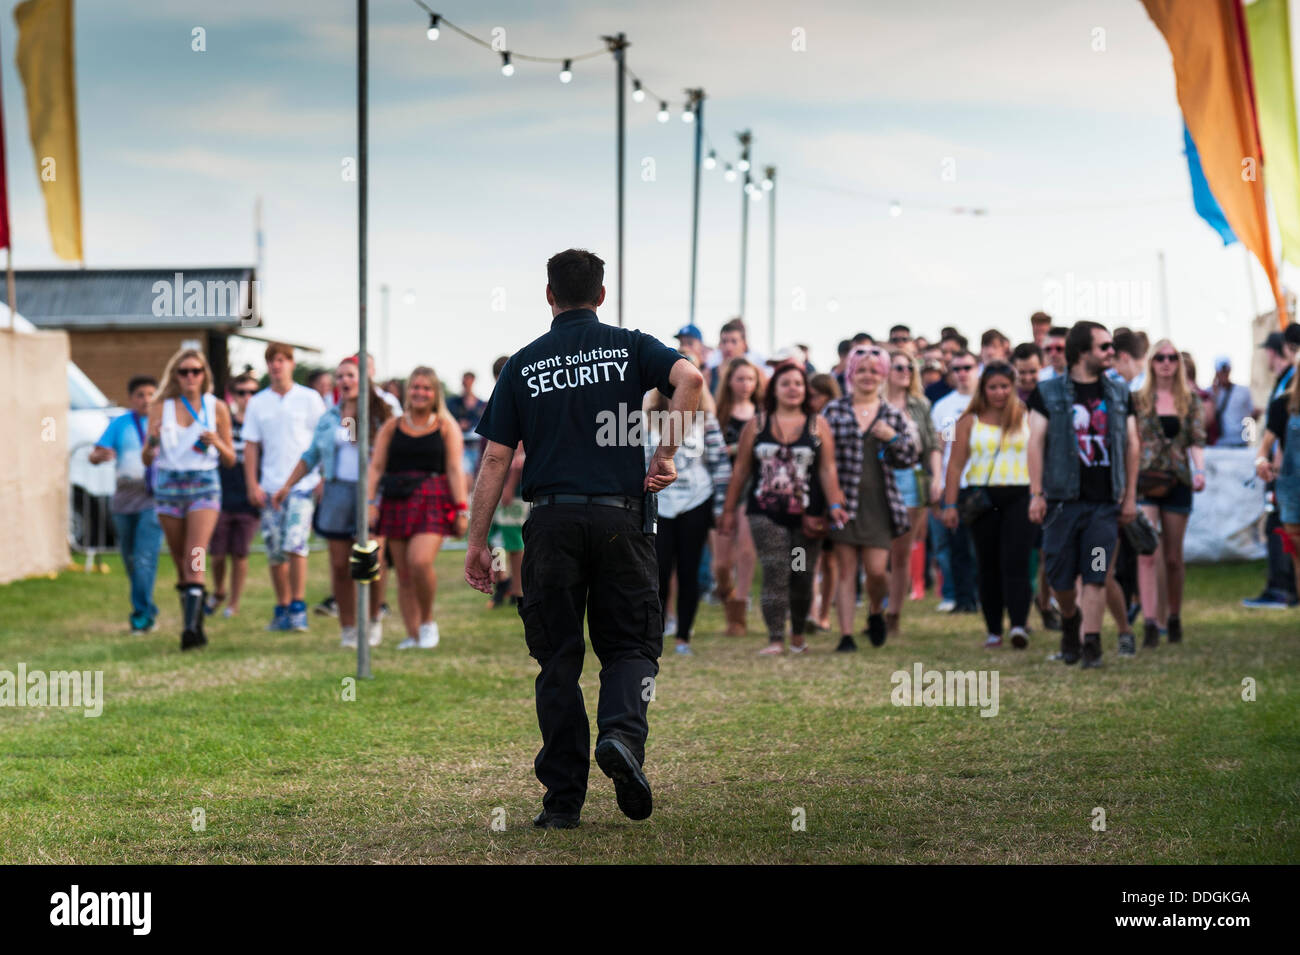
[1184, 123, 1236, 245]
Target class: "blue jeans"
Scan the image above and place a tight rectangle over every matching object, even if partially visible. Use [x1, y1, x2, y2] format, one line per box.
[928, 512, 977, 607]
[113, 508, 162, 621]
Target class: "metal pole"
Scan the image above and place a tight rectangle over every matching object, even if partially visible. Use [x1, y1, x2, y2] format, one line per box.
[766, 166, 776, 354]
[688, 90, 704, 327]
[1156, 249, 1170, 340]
[738, 130, 752, 318]
[355, 0, 371, 679]
[605, 34, 627, 327]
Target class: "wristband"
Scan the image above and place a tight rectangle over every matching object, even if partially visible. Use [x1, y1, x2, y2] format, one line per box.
[942, 503, 956, 511]
[829, 502, 844, 511]
[1031, 491, 1045, 499]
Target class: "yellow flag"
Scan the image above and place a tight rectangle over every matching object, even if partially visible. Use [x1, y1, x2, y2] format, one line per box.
[14, 0, 82, 262]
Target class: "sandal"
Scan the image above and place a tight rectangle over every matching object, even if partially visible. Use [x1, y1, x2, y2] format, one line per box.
[758, 641, 785, 656]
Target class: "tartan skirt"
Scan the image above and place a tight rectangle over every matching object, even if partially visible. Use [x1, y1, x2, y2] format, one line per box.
[376, 471, 455, 540]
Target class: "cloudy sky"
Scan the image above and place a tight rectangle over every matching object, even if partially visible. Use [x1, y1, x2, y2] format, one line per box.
[2, 0, 1294, 388]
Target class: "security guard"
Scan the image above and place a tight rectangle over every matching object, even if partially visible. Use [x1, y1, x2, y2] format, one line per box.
[465, 248, 704, 829]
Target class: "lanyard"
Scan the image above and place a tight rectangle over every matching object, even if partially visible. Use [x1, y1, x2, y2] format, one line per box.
[179, 394, 207, 429]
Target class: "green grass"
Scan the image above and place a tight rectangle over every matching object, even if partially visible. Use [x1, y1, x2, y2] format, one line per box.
[1, 549, 1296, 863]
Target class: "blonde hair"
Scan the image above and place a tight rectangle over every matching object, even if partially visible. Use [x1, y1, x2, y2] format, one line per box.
[406, 365, 456, 427]
[156, 348, 214, 402]
[715, 357, 765, 426]
[1136, 338, 1191, 419]
[887, 348, 923, 401]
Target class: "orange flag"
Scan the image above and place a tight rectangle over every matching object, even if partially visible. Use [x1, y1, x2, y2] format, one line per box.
[1141, 0, 1288, 327]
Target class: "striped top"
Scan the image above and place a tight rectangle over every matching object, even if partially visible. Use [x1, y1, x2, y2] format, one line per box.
[963, 418, 1029, 486]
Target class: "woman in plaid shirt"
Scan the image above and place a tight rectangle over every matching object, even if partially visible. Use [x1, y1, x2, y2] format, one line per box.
[823, 347, 919, 650]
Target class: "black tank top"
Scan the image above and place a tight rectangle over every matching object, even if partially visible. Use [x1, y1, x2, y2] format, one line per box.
[387, 421, 446, 474]
[746, 412, 818, 526]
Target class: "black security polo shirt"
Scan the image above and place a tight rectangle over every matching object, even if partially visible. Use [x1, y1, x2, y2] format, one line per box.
[476, 308, 682, 500]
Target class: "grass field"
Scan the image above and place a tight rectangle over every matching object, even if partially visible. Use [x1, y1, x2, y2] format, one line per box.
[1, 548, 1297, 864]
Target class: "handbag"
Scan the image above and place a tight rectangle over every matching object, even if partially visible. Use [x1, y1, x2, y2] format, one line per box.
[1122, 509, 1160, 556]
[957, 438, 1003, 525]
[379, 472, 427, 499]
[1136, 409, 1179, 499]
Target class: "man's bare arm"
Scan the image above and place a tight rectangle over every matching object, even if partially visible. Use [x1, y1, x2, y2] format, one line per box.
[468, 440, 517, 549]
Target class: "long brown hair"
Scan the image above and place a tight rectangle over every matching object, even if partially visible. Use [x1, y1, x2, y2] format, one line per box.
[156, 348, 214, 402]
[961, 361, 1024, 443]
[335, 357, 392, 441]
[1136, 337, 1191, 419]
[715, 356, 765, 425]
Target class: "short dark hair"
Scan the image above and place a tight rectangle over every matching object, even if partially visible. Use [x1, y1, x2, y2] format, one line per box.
[837, 338, 853, 358]
[1030, 311, 1052, 326]
[941, 332, 969, 351]
[851, 332, 873, 344]
[980, 328, 1008, 348]
[1065, 321, 1107, 368]
[1011, 342, 1042, 363]
[889, 324, 910, 336]
[127, 375, 158, 395]
[230, 371, 257, 388]
[1283, 324, 1300, 347]
[1112, 330, 1142, 360]
[306, 368, 332, 388]
[940, 325, 959, 339]
[720, 318, 747, 341]
[1048, 326, 1070, 339]
[492, 354, 510, 379]
[546, 248, 605, 309]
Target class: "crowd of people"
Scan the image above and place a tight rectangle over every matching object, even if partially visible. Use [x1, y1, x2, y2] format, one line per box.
[91, 312, 1300, 666]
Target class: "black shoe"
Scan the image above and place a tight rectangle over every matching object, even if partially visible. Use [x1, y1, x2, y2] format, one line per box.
[865, 613, 886, 647]
[1058, 611, 1081, 665]
[1038, 602, 1062, 632]
[1143, 620, 1160, 649]
[595, 738, 653, 821]
[532, 809, 581, 829]
[313, 595, 338, 617]
[1117, 632, 1136, 657]
[954, 602, 979, 614]
[1081, 634, 1103, 669]
[834, 634, 858, 653]
[178, 584, 208, 651]
[1166, 614, 1182, 644]
[490, 578, 510, 609]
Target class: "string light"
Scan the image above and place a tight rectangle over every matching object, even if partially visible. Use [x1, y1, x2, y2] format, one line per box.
[657, 101, 670, 122]
[560, 59, 572, 83]
[632, 79, 645, 102]
[724, 163, 737, 182]
[737, 156, 750, 173]
[426, 13, 440, 40]
[704, 150, 717, 170]
[500, 51, 514, 76]
[682, 99, 695, 122]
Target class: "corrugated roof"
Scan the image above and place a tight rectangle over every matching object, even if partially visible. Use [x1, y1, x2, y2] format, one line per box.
[2, 268, 260, 330]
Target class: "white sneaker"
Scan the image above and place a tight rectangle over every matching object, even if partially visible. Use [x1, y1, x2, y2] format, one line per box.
[1009, 626, 1029, 649]
[397, 636, 418, 649]
[367, 619, 383, 647]
[936, 599, 956, 612]
[417, 621, 440, 649]
[340, 625, 358, 649]
[663, 615, 678, 638]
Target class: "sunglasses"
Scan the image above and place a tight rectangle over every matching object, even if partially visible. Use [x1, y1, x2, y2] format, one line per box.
[1152, 353, 1179, 363]
[1043, 344, 1064, 353]
[177, 367, 204, 377]
[891, 364, 913, 373]
[1098, 342, 1115, 352]
[889, 336, 911, 344]
[951, 364, 976, 373]
[233, 388, 257, 396]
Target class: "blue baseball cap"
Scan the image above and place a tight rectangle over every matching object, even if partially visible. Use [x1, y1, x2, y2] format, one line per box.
[675, 324, 703, 340]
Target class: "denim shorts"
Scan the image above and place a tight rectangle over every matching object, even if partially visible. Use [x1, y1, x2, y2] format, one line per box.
[154, 468, 221, 518]
[1138, 480, 1192, 516]
[893, 467, 920, 509]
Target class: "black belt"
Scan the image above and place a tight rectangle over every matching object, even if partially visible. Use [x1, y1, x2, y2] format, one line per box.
[531, 494, 642, 513]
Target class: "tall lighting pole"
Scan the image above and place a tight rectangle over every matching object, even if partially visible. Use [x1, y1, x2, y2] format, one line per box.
[764, 166, 776, 353]
[737, 130, 752, 318]
[354, 0, 372, 679]
[603, 33, 629, 327]
[687, 89, 704, 327]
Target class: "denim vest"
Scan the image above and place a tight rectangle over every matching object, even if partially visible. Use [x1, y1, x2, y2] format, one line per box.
[1038, 372, 1129, 502]
[1278, 411, 1300, 505]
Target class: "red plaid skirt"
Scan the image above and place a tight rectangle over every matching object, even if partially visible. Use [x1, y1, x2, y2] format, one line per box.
[376, 472, 456, 539]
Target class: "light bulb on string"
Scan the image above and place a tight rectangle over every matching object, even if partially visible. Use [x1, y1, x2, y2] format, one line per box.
[762, 176, 774, 191]
[632, 79, 645, 103]
[704, 151, 717, 170]
[500, 52, 514, 76]
[559, 59, 572, 83]
[426, 14, 440, 41]
[657, 102, 670, 123]
[724, 163, 736, 182]
[737, 156, 750, 173]
[750, 187, 763, 202]
[682, 99, 695, 122]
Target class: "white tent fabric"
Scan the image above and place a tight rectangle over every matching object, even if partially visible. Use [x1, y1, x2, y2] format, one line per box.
[1184, 447, 1267, 562]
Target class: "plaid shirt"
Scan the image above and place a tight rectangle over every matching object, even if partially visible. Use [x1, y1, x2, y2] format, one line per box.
[822, 395, 918, 538]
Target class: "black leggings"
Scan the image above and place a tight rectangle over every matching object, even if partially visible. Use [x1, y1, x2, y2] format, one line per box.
[968, 485, 1032, 635]
[655, 498, 713, 642]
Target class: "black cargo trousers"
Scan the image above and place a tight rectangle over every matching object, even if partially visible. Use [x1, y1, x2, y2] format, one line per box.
[517, 502, 663, 817]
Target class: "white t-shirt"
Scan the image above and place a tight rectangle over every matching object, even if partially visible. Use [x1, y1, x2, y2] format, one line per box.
[379, 390, 402, 417]
[243, 383, 326, 494]
[931, 389, 974, 488]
